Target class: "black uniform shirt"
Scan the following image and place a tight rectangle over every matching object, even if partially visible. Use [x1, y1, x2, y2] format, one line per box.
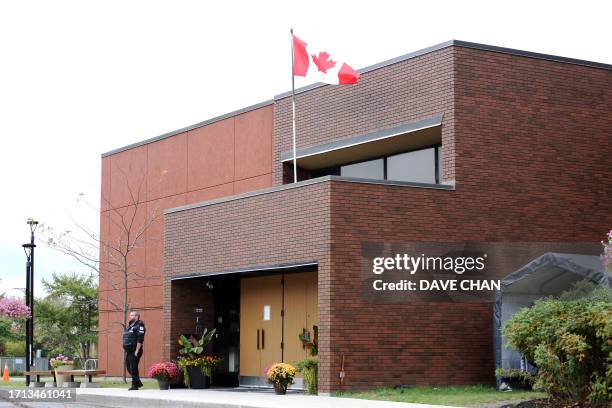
[123, 319, 146, 350]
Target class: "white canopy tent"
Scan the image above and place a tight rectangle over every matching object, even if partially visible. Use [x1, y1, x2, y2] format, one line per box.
[493, 252, 611, 386]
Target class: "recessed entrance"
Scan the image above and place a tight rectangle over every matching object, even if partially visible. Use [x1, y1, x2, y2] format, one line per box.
[239, 271, 318, 387]
[170, 267, 318, 389]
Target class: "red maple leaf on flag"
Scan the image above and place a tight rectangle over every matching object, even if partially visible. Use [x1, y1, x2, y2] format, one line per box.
[311, 52, 336, 73]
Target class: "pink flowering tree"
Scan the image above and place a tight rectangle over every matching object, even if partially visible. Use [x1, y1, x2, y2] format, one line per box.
[0, 297, 31, 320]
[0, 292, 29, 350]
[602, 229, 612, 273]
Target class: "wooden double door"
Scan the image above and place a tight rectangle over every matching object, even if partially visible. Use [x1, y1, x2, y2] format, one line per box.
[239, 272, 317, 379]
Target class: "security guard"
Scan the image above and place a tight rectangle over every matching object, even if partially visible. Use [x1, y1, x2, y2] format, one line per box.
[123, 310, 146, 390]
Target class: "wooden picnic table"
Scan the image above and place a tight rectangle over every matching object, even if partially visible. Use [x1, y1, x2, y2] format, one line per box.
[63, 369, 106, 383]
[23, 370, 56, 383]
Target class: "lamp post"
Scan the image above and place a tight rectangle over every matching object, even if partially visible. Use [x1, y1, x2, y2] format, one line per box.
[22, 219, 38, 386]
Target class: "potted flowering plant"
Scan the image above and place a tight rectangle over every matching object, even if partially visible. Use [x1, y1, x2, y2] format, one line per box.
[177, 355, 221, 389]
[49, 355, 74, 387]
[265, 362, 296, 395]
[147, 362, 180, 390]
[198, 355, 221, 378]
[176, 328, 221, 389]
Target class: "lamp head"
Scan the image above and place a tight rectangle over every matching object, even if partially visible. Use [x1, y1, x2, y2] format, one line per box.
[26, 218, 39, 235]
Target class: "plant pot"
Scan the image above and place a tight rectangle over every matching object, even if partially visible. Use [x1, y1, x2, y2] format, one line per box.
[187, 366, 210, 389]
[502, 377, 532, 390]
[157, 378, 170, 390]
[54, 365, 73, 388]
[273, 383, 287, 395]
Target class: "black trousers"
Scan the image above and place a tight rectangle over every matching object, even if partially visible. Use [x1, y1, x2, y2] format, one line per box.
[125, 349, 143, 386]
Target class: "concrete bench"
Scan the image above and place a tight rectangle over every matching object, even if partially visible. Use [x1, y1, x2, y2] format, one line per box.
[23, 370, 56, 387]
[62, 369, 106, 388]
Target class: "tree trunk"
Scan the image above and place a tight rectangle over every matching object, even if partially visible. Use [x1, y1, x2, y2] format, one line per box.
[122, 307, 127, 384]
[122, 266, 128, 384]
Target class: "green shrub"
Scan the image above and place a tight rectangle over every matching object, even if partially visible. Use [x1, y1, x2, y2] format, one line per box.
[502, 282, 612, 406]
[3, 340, 25, 356]
[494, 367, 534, 387]
[557, 280, 612, 302]
[296, 358, 318, 394]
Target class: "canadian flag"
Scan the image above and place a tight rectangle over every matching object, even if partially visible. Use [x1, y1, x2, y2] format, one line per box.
[292, 34, 360, 85]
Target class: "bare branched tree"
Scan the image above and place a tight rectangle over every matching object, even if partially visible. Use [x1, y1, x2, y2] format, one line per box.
[41, 164, 162, 382]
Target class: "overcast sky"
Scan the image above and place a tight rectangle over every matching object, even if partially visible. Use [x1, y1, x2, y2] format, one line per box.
[1, 1, 611, 297]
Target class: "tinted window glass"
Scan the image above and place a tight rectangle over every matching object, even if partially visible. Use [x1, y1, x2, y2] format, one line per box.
[437, 146, 442, 182]
[387, 148, 435, 183]
[340, 158, 384, 180]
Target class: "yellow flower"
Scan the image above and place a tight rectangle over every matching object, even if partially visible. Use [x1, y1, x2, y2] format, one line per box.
[266, 363, 297, 385]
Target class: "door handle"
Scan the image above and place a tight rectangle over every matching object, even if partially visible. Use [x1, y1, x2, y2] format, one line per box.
[257, 329, 260, 350]
[261, 329, 265, 349]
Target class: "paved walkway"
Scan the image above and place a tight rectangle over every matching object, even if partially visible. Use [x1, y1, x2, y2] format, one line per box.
[75, 388, 462, 408]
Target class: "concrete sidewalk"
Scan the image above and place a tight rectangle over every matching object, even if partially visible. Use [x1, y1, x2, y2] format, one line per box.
[74, 387, 461, 408]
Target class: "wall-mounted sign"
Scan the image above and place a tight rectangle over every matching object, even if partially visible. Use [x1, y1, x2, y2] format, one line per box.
[263, 305, 271, 321]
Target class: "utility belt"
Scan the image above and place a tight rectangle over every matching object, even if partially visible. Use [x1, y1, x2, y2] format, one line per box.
[123, 344, 136, 352]
[124, 346, 143, 356]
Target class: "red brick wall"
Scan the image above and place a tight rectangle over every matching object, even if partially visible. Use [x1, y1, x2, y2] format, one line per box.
[316, 48, 612, 391]
[453, 47, 612, 238]
[98, 104, 274, 376]
[326, 182, 488, 390]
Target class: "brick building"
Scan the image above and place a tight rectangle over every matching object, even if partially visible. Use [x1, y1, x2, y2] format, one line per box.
[99, 40, 612, 392]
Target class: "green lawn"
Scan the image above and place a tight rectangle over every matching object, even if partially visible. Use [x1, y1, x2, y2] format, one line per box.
[0, 378, 158, 389]
[336, 384, 546, 407]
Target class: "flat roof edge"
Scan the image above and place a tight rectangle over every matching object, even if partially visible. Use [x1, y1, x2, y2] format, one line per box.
[166, 176, 332, 214]
[274, 39, 612, 100]
[101, 99, 274, 157]
[165, 175, 454, 214]
[454, 40, 612, 71]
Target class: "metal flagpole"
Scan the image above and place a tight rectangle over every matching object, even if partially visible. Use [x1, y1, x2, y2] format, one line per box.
[290, 28, 298, 183]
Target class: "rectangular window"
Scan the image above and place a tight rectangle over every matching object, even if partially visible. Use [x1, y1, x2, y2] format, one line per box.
[315, 145, 441, 184]
[387, 147, 436, 184]
[437, 146, 442, 183]
[340, 158, 384, 180]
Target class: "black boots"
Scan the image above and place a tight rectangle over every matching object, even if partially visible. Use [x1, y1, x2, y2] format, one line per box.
[128, 382, 143, 390]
